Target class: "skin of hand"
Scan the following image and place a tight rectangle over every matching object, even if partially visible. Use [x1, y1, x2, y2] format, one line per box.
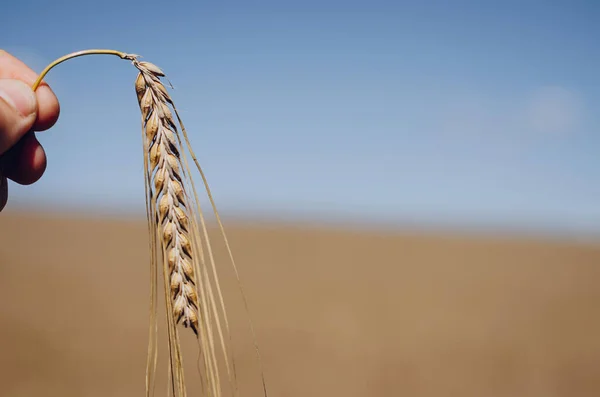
[0, 50, 60, 212]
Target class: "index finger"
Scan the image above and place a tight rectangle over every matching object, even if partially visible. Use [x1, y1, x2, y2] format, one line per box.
[0, 50, 60, 132]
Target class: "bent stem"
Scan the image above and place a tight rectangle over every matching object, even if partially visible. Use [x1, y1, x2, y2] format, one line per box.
[32, 49, 137, 91]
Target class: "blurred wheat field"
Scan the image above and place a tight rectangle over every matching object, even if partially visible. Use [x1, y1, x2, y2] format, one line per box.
[1, 210, 600, 397]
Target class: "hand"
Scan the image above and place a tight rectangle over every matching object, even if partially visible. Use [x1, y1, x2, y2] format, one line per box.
[0, 50, 60, 212]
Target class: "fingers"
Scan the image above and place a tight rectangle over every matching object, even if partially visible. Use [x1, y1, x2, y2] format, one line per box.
[0, 50, 60, 132]
[0, 131, 47, 185]
[0, 79, 38, 155]
[34, 84, 60, 131]
[0, 50, 59, 212]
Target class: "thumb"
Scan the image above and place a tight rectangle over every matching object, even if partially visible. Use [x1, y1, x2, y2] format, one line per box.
[0, 79, 37, 155]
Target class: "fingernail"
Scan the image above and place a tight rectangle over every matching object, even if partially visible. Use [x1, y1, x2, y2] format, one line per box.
[0, 79, 37, 117]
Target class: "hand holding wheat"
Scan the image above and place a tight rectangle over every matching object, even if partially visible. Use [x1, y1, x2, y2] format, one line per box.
[5, 49, 268, 397]
[0, 50, 61, 211]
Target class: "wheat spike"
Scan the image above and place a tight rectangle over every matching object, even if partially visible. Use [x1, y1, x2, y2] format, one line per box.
[134, 60, 200, 334]
[133, 58, 245, 397]
[133, 59, 219, 397]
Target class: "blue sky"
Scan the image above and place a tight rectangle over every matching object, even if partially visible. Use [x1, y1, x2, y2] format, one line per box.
[2, 1, 600, 236]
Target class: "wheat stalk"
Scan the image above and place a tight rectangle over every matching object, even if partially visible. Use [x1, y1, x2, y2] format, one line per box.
[31, 49, 268, 397]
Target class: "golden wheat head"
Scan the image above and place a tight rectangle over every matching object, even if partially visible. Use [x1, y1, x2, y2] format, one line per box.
[134, 60, 200, 335]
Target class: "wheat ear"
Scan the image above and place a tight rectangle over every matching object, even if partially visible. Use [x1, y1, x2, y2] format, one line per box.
[135, 60, 200, 334]
[31, 49, 268, 397]
[134, 58, 237, 397]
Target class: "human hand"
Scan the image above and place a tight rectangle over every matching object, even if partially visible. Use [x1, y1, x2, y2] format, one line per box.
[0, 50, 60, 212]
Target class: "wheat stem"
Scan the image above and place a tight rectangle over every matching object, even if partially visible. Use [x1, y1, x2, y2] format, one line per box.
[31, 49, 136, 91]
